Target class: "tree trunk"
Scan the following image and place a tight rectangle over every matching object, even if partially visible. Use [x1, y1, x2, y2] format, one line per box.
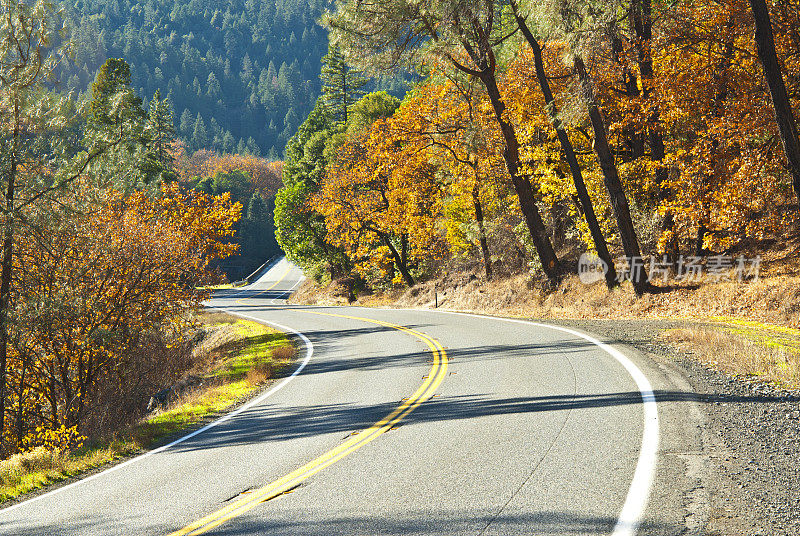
[400, 233, 408, 270]
[472, 185, 493, 280]
[478, 69, 562, 282]
[748, 0, 800, 206]
[377, 231, 414, 286]
[513, 13, 618, 289]
[0, 99, 19, 451]
[695, 224, 708, 257]
[573, 55, 648, 295]
[0, 213, 12, 453]
[13, 349, 28, 448]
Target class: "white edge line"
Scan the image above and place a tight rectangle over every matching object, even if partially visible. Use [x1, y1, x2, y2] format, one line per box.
[422, 309, 659, 536]
[271, 300, 659, 534]
[0, 308, 314, 515]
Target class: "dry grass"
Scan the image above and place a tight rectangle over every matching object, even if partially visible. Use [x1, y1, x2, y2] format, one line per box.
[0, 442, 134, 501]
[0, 448, 65, 497]
[271, 345, 294, 361]
[663, 326, 800, 389]
[291, 227, 800, 329]
[196, 310, 239, 325]
[0, 312, 295, 503]
[290, 271, 800, 329]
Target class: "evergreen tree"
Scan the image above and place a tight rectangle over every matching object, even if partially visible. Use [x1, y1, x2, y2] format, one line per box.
[144, 89, 177, 181]
[246, 192, 268, 221]
[86, 58, 146, 137]
[319, 43, 367, 123]
[179, 108, 194, 135]
[85, 58, 154, 186]
[206, 72, 221, 99]
[193, 114, 208, 149]
[274, 99, 350, 276]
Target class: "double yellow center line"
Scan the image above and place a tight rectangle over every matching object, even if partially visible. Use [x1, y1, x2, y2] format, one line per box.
[168, 311, 449, 535]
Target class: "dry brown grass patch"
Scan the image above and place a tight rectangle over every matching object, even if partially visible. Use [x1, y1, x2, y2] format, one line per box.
[271, 344, 294, 361]
[663, 327, 800, 389]
[195, 310, 239, 325]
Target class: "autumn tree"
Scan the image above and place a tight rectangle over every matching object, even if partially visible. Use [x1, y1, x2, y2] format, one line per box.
[509, 2, 618, 288]
[647, 0, 799, 253]
[387, 77, 513, 279]
[315, 115, 441, 287]
[8, 183, 239, 449]
[0, 0, 104, 450]
[527, 0, 648, 293]
[200, 153, 283, 198]
[327, 0, 564, 283]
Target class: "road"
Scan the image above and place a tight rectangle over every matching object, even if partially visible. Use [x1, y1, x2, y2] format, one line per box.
[0, 257, 701, 535]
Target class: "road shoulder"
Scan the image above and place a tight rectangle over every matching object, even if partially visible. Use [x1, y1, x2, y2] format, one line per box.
[541, 318, 799, 536]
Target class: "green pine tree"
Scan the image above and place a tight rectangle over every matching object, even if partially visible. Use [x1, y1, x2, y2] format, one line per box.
[193, 114, 208, 150]
[86, 58, 146, 140]
[84, 58, 154, 185]
[246, 192, 268, 221]
[143, 90, 177, 181]
[320, 43, 367, 123]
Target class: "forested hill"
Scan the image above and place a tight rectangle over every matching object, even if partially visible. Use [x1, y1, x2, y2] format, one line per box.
[61, 0, 329, 158]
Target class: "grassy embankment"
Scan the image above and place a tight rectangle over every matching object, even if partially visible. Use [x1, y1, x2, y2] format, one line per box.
[664, 317, 800, 390]
[0, 311, 294, 502]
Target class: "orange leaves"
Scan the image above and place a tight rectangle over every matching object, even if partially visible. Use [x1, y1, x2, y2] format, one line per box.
[314, 115, 442, 282]
[390, 81, 515, 254]
[5, 182, 240, 451]
[200, 154, 283, 198]
[650, 0, 800, 248]
[169, 142, 284, 199]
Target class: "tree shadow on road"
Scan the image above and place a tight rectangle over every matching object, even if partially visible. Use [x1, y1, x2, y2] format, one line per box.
[3, 508, 674, 536]
[199, 508, 668, 536]
[169, 387, 781, 453]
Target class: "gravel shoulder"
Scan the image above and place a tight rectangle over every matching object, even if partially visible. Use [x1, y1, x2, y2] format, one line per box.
[540, 318, 800, 536]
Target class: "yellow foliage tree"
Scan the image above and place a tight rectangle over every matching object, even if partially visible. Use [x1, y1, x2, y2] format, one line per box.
[314, 118, 442, 287]
[389, 77, 518, 279]
[4, 183, 240, 452]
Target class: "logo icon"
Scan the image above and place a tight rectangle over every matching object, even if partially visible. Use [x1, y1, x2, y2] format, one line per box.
[578, 253, 608, 284]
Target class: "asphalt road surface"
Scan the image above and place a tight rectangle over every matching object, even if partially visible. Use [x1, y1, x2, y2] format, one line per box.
[0, 258, 702, 535]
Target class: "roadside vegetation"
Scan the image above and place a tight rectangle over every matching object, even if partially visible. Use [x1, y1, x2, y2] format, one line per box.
[2, 0, 799, 508]
[0, 311, 294, 502]
[664, 319, 800, 390]
[277, 0, 800, 297]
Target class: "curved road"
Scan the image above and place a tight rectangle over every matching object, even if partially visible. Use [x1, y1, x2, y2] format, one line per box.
[0, 258, 700, 535]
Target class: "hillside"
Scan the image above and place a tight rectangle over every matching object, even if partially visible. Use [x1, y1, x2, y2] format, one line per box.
[61, 0, 329, 158]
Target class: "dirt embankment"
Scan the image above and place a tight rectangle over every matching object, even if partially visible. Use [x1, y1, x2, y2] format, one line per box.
[292, 267, 800, 325]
